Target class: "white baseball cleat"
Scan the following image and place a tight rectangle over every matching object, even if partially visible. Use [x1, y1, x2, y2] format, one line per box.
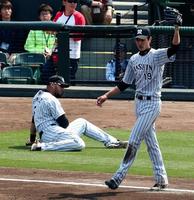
[105, 140, 128, 149]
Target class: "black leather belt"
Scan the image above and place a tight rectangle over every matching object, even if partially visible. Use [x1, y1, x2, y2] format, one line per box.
[136, 95, 151, 100]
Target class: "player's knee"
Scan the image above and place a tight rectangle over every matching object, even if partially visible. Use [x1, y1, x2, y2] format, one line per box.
[76, 118, 87, 125]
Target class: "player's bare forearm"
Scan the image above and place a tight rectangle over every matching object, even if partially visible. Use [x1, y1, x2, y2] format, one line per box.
[172, 26, 180, 45]
[26, 122, 37, 146]
[105, 86, 121, 98]
[29, 122, 36, 143]
[30, 122, 36, 136]
[96, 86, 120, 106]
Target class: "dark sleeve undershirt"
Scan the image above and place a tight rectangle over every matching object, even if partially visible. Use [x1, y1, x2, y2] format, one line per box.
[56, 114, 69, 129]
[167, 44, 180, 58]
[117, 81, 130, 92]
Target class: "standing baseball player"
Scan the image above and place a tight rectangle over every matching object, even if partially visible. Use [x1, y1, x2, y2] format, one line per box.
[96, 24, 180, 190]
[29, 75, 127, 151]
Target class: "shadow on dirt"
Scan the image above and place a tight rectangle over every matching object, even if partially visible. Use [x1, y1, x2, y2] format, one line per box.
[48, 191, 125, 200]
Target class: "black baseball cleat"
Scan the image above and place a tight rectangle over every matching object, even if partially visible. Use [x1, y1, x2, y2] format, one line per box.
[105, 179, 118, 190]
[150, 183, 168, 191]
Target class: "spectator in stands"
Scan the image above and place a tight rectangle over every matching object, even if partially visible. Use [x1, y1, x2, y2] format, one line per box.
[106, 42, 129, 81]
[24, 4, 56, 59]
[0, 0, 13, 56]
[148, 0, 167, 25]
[53, 0, 85, 80]
[80, 0, 113, 25]
[0, 0, 27, 62]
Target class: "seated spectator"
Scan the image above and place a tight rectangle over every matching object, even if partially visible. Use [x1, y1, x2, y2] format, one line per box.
[80, 0, 113, 25]
[24, 4, 56, 59]
[106, 42, 129, 81]
[0, 0, 27, 62]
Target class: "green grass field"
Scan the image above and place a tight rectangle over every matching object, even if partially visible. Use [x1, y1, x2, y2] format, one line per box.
[0, 129, 194, 179]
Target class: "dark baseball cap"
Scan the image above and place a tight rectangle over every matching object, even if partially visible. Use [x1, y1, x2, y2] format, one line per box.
[135, 27, 151, 39]
[114, 42, 127, 52]
[48, 75, 69, 88]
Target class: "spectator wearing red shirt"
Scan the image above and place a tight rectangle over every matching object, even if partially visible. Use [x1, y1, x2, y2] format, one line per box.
[53, 0, 85, 80]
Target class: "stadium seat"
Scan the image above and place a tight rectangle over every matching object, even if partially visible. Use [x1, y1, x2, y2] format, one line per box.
[1, 66, 34, 84]
[14, 53, 46, 84]
[0, 52, 8, 66]
[14, 52, 46, 66]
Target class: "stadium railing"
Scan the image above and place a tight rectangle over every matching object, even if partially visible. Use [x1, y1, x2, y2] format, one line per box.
[0, 22, 194, 89]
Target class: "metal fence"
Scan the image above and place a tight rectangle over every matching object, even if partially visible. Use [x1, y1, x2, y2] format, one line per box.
[1, 22, 194, 88]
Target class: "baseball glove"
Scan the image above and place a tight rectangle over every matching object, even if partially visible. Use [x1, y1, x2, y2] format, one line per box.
[163, 6, 182, 26]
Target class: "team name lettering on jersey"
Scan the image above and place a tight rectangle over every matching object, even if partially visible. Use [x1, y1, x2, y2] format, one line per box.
[134, 64, 152, 71]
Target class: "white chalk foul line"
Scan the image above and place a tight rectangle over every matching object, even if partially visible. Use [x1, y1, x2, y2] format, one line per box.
[0, 177, 194, 194]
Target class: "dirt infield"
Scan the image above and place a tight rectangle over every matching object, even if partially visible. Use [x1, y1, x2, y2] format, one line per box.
[1, 97, 194, 132]
[0, 97, 194, 200]
[0, 168, 194, 200]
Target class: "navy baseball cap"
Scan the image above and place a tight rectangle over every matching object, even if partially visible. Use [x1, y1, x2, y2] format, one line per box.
[135, 27, 151, 39]
[48, 75, 69, 88]
[114, 42, 127, 52]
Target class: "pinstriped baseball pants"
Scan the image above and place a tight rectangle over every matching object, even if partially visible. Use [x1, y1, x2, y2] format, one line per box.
[40, 118, 118, 151]
[112, 98, 168, 186]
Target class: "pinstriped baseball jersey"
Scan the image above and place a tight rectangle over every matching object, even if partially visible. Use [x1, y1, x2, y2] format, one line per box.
[123, 48, 175, 97]
[32, 90, 65, 133]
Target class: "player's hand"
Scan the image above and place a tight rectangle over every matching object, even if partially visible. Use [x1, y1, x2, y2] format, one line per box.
[96, 95, 108, 107]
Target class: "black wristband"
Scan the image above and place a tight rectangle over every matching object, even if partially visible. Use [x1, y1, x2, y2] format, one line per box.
[30, 134, 36, 143]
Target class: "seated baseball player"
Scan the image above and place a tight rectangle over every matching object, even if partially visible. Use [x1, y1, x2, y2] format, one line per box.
[27, 75, 128, 151]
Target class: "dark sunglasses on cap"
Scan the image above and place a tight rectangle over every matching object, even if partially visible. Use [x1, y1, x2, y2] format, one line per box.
[67, 0, 78, 3]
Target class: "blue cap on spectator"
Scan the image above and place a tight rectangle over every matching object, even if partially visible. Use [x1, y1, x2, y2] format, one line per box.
[114, 42, 127, 52]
